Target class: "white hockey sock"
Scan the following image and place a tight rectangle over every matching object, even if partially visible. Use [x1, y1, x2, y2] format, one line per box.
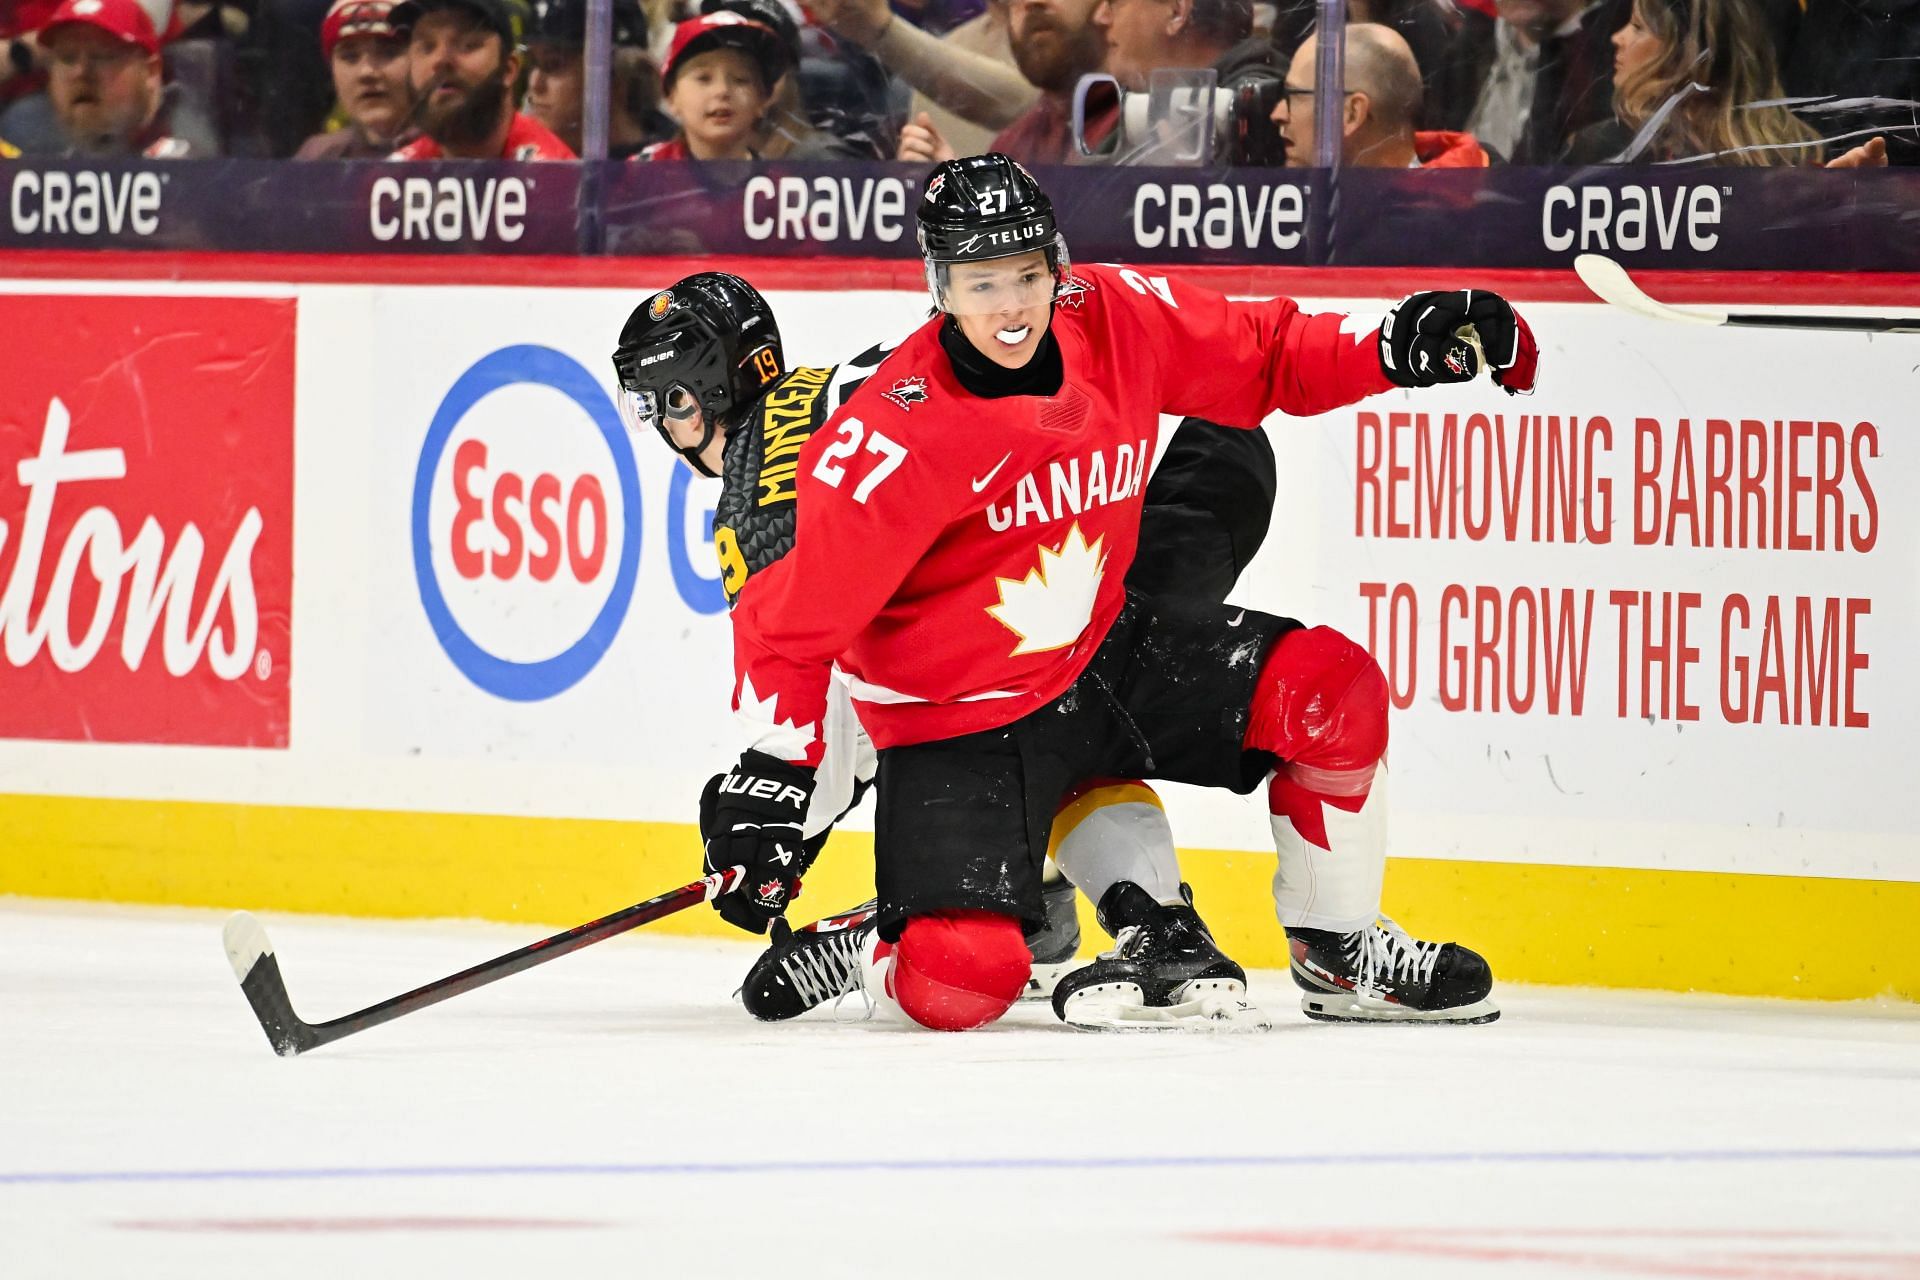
[1049, 781, 1184, 909]
[859, 932, 911, 1025]
[1269, 761, 1389, 934]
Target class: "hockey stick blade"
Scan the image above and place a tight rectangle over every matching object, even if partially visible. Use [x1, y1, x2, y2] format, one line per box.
[224, 911, 318, 1057]
[1574, 254, 1725, 326]
[221, 867, 744, 1057]
[1576, 253, 1920, 334]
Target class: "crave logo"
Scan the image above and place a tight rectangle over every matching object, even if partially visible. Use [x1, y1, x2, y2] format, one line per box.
[411, 345, 642, 701]
[0, 294, 295, 746]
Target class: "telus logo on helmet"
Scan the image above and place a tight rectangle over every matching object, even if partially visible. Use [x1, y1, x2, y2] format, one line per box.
[0, 294, 294, 747]
[955, 224, 1047, 256]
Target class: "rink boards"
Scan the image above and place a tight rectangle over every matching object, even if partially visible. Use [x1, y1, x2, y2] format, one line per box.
[0, 255, 1915, 1001]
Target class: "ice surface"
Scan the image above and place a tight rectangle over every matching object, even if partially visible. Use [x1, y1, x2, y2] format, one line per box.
[6, 898, 1919, 1279]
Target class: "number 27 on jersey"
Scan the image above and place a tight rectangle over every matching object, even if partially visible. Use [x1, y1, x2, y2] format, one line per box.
[811, 418, 907, 504]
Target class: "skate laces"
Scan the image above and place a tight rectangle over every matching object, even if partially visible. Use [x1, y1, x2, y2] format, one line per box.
[1348, 916, 1441, 993]
[828, 982, 877, 1023]
[779, 925, 871, 1007]
[1102, 923, 1144, 961]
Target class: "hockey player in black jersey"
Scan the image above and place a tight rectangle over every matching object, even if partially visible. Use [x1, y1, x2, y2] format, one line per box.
[613, 272, 1097, 1005]
[613, 270, 1500, 1028]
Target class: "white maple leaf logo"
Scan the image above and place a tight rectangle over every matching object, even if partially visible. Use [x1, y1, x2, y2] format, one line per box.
[987, 522, 1106, 656]
[734, 674, 819, 763]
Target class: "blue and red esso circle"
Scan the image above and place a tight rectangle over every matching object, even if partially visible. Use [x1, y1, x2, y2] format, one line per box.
[411, 345, 642, 701]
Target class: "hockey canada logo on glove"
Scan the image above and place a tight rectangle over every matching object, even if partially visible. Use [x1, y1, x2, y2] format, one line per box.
[699, 751, 817, 935]
[1380, 290, 1539, 395]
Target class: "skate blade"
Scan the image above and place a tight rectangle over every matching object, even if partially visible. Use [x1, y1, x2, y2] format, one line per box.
[1020, 960, 1083, 1002]
[1299, 990, 1501, 1025]
[1059, 979, 1273, 1032]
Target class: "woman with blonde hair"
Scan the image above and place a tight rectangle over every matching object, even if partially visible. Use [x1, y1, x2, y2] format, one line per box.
[1564, 0, 1821, 165]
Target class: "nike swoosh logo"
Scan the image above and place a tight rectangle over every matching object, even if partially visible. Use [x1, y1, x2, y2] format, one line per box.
[1228, 610, 1246, 627]
[971, 452, 1013, 493]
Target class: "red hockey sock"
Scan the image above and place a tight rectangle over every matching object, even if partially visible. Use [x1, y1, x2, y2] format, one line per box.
[885, 910, 1030, 1032]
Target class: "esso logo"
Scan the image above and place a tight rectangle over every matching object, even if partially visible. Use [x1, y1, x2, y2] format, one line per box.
[446, 440, 610, 586]
[411, 345, 641, 701]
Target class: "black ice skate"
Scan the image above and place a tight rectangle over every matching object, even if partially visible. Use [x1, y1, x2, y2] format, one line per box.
[1288, 916, 1500, 1024]
[1050, 882, 1270, 1030]
[1021, 874, 1083, 1002]
[738, 902, 877, 1022]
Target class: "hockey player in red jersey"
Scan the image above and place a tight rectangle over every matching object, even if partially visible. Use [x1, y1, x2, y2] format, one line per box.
[616, 275, 1511, 1026]
[699, 153, 1538, 1032]
[614, 271, 1262, 1020]
[706, 157, 1543, 1028]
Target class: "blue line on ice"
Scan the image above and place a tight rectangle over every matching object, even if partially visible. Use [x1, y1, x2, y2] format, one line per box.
[6, 1148, 1918, 1186]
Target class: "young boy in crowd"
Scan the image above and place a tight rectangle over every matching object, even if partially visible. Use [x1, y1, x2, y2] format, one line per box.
[635, 9, 787, 161]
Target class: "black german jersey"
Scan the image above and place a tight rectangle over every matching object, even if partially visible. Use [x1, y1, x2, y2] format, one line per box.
[713, 341, 891, 606]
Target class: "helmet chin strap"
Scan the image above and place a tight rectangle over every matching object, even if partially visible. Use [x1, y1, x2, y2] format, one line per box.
[655, 415, 723, 479]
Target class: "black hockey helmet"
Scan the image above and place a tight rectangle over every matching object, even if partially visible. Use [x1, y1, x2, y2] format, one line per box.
[916, 153, 1071, 314]
[611, 272, 783, 478]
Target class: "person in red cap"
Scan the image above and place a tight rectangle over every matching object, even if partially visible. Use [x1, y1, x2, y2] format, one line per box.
[388, 0, 575, 160]
[20, 0, 194, 156]
[633, 10, 788, 162]
[296, 0, 419, 158]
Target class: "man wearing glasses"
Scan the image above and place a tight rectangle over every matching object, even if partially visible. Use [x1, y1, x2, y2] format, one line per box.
[14, 0, 203, 157]
[1273, 23, 1491, 168]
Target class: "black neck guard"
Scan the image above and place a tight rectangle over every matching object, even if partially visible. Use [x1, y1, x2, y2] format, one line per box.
[939, 314, 1064, 400]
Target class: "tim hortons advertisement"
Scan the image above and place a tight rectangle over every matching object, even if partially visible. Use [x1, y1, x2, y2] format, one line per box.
[0, 294, 295, 747]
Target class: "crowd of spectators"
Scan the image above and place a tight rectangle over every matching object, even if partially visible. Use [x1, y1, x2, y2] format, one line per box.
[0, 0, 1910, 164]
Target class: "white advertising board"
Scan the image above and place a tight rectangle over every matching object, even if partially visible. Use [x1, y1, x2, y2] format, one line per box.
[1199, 311, 1915, 881]
[0, 275, 1911, 884]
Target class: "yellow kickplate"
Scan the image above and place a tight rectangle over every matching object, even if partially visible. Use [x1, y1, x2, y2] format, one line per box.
[2, 792, 1913, 1001]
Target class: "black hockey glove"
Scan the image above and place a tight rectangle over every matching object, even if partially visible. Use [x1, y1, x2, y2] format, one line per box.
[1379, 290, 1538, 395]
[699, 751, 816, 935]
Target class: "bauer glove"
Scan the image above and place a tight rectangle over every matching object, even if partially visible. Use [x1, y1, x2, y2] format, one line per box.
[700, 751, 816, 934]
[1379, 290, 1538, 395]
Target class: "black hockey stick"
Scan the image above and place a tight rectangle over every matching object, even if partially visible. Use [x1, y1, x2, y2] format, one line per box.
[222, 866, 745, 1057]
[1574, 254, 1920, 333]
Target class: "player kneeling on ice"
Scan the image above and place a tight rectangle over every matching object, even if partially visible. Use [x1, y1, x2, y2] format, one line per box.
[619, 160, 1531, 1027]
[612, 271, 1233, 1023]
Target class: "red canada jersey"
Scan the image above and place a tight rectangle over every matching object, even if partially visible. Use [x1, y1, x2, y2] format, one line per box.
[728, 264, 1394, 767]
[633, 138, 688, 161]
[391, 112, 577, 161]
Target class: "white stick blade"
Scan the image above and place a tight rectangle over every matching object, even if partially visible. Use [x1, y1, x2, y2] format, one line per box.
[222, 911, 275, 982]
[1573, 253, 1727, 326]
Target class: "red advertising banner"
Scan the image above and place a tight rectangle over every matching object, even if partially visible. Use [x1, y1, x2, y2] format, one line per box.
[0, 294, 295, 746]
